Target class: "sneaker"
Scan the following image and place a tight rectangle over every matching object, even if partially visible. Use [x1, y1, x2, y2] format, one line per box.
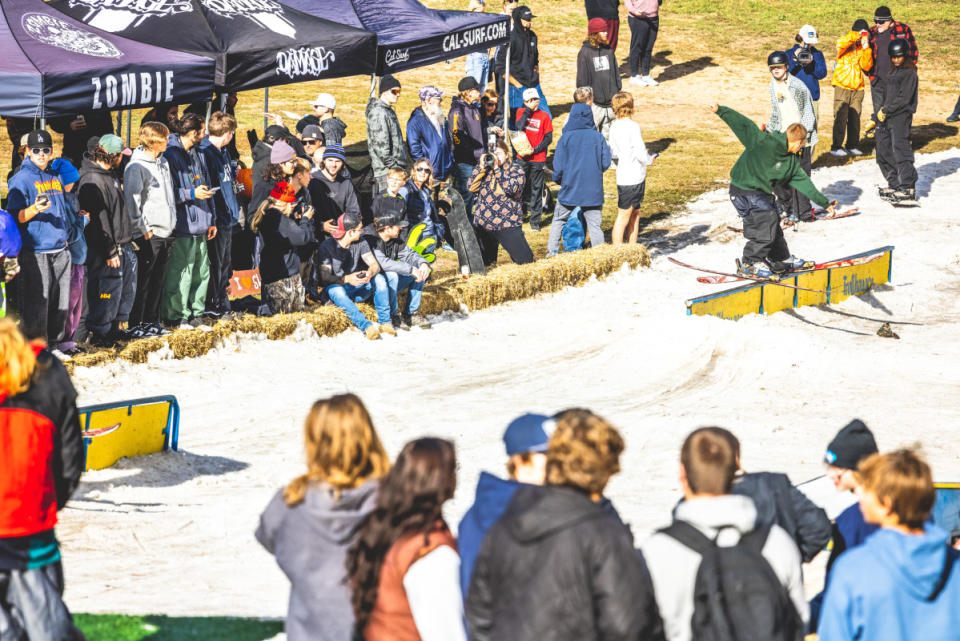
[878, 186, 896, 201]
[736, 258, 778, 281]
[642, 75, 659, 86]
[363, 324, 381, 340]
[379, 323, 397, 337]
[392, 314, 411, 331]
[846, 148, 864, 156]
[784, 255, 815, 270]
[829, 148, 848, 157]
[947, 112, 960, 123]
[406, 314, 432, 329]
[188, 317, 206, 328]
[221, 311, 241, 321]
[629, 75, 644, 86]
[50, 348, 72, 361]
[147, 322, 172, 337]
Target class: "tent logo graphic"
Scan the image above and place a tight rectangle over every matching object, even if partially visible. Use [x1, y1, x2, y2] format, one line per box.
[21, 12, 123, 58]
[276, 45, 335, 78]
[66, 0, 193, 32]
[202, 0, 296, 39]
[384, 48, 409, 67]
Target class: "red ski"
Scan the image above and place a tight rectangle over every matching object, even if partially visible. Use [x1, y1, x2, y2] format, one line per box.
[668, 257, 832, 293]
[694, 251, 884, 285]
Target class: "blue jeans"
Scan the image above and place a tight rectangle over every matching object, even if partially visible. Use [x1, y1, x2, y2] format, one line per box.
[452, 162, 478, 215]
[384, 271, 425, 315]
[324, 274, 390, 330]
[508, 84, 551, 127]
[465, 52, 490, 88]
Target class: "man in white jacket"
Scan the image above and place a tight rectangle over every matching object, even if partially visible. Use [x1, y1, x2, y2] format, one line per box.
[640, 427, 808, 641]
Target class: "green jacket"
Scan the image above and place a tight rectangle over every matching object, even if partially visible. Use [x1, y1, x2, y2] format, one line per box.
[717, 106, 829, 208]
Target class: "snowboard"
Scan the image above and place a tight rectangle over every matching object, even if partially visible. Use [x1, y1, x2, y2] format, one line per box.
[695, 250, 886, 285]
[668, 256, 830, 293]
[440, 187, 486, 276]
[891, 199, 920, 208]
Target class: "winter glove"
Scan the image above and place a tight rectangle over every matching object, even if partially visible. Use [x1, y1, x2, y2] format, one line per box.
[877, 108, 886, 122]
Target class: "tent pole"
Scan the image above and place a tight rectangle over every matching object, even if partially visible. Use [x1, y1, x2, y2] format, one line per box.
[503, 43, 510, 134]
[205, 99, 212, 129]
[126, 110, 132, 146]
[370, 73, 377, 98]
[263, 88, 269, 131]
[40, 118, 46, 130]
[220, 93, 227, 110]
[116, 110, 122, 136]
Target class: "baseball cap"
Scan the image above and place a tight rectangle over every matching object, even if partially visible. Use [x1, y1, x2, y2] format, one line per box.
[98, 133, 132, 156]
[502, 413, 553, 456]
[26, 130, 53, 148]
[798, 25, 818, 44]
[522, 88, 540, 102]
[263, 124, 287, 143]
[269, 180, 297, 203]
[419, 85, 444, 101]
[458, 76, 481, 93]
[270, 139, 296, 164]
[308, 92, 336, 110]
[322, 143, 346, 161]
[300, 124, 324, 142]
[331, 211, 362, 239]
[517, 5, 534, 19]
[374, 209, 408, 228]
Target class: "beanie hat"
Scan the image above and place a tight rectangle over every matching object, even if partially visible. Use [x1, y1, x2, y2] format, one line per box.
[458, 76, 481, 93]
[852, 18, 870, 32]
[50, 158, 79, 186]
[269, 181, 297, 203]
[587, 18, 607, 34]
[874, 5, 892, 20]
[322, 143, 346, 162]
[270, 139, 296, 164]
[379, 75, 401, 96]
[824, 419, 878, 470]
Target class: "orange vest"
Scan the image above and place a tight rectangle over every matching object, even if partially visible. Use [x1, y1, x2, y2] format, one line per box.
[363, 522, 457, 641]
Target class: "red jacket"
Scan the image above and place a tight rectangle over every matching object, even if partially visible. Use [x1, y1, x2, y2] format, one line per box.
[0, 348, 83, 538]
[868, 21, 918, 83]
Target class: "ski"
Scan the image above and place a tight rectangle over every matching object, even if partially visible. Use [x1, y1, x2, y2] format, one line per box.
[668, 257, 831, 293]
[694, 252, 885, 285]
[727, 208, 859, 233]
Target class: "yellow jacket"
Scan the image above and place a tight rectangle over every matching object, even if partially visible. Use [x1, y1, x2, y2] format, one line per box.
[832, 30, 874, 90]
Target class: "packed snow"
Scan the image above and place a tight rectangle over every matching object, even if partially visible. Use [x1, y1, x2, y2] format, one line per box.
[60, 149, 960, 617]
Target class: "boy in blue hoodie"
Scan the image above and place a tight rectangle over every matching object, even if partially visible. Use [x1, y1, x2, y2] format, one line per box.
[818, 448, 960, 641]
[458, 413, 551, 599]
[6, 131, 72, 344]
[49, 158, 88, 353]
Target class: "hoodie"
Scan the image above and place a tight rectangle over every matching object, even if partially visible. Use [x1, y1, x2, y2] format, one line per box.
[552, 103, 612, 208]
[407, 106, 454, 181]
[640, 494, 808, 641]
[163, 134, 214, 237]
[199, 138, 240, 227]
[449, 96, 486, 164]
[78, 156, 133, 261]
[366, 97, 409, 177]
[457, 472, 524, 598]
[123, 147, 177, 239]
[576, 39, 622, 107]
[6, 157, 71, 253]
[818, 524, 960, 641]
[876, 60, 919, 117]
[255, 208, 315, 285]
[494, 8, 540, 87]
[309, 170, 360, 234]
[255, 480, 378, 641]
[362, 223, 426, 275]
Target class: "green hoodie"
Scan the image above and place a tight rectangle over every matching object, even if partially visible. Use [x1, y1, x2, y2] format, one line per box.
[717, 106, 829, 208]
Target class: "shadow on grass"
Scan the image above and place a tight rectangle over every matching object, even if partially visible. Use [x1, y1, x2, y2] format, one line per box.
[654, 56, 718, 83]
[76, 614, 283, 641]
[647, 137, 677, 154]
[912, 122, 959, 152]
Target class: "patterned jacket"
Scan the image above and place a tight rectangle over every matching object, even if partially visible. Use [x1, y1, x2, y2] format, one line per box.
[365, 97, 409, 177]
[468, 162, 526, 231]
[868, 22, 918, 83]
[768, 75, 818, 148]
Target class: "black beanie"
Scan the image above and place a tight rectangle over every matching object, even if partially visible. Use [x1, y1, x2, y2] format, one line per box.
[852, 19, 870, 32]
[874, 6, 892, 20]
[379, 75, 401, 96]
[825, 419, 878, 469]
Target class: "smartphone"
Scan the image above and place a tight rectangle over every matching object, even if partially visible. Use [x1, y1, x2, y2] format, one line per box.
[36, 194, 49, 206]
[357, 271, 367, 279]
[209, 186, 221, 192]
[76, 114, 85, 123]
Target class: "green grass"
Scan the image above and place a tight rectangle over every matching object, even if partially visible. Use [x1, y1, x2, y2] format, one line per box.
[75, 614, 282, 641]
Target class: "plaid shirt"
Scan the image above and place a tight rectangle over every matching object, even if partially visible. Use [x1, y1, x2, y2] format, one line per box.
[868, 21, 919, 82]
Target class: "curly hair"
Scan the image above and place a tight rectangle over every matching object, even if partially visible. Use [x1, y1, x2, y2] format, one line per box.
[545, 408, 624, 495]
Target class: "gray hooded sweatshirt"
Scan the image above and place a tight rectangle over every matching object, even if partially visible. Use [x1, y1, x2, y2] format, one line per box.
[255, 479, 378, 641]
[639, 494, 808, 641]
[123, 147, 177, 238]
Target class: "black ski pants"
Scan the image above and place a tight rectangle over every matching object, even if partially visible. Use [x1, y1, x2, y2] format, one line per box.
[130, 235, 175, 326]
[628, 16, 659, 77]
[730, 187, 790, 265]
[773, 146, 812, 218]
[18, 248, 71, 343]
[86, 242, 137, 336]
[875, 112, 917, 189]
[206, 221, 233, 314]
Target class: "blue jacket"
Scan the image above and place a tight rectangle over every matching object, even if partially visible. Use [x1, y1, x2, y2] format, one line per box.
[818, 524, 960, 641]
[406, 107, 454, 181]
[400, 180, 436, 226]
[787, 45, 828, 101]
[0, 210, 21, 257]
[163, 134, 214, 237]
[199, 138, 240, 227]
[552, 103, 612, 208]
[6, 158, 71, 253]
[457, 472, 523, 599]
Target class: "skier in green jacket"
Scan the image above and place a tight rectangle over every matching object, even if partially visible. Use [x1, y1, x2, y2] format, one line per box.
[711, 104, 836, 278]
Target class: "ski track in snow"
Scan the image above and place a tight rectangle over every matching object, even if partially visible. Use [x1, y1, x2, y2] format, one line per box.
[60, 150, 960, 618]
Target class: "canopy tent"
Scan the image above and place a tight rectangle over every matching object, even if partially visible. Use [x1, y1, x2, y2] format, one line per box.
[280, 0, 509, 75]
[0, 0, 216, 118]
[46, 0, 378, 91]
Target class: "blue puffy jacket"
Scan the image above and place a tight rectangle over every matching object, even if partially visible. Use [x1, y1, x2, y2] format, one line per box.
[406, 107, 454, 181]
[0, 210, 21, 257]
[457, 472, 523, 600]
[787, 45, 828, 101]
[552, 103, 612, 208]
[163, 134, 214, 237]
[6, 158, 71, 252]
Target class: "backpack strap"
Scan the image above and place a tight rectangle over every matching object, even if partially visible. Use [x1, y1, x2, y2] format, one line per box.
[739, 522, 773, 555]
[658, 520, 717, 556]
[928, 547, 957, 602]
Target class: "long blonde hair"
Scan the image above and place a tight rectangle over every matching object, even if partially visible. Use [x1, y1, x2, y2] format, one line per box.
[283, 394, 391, 505]
[248, 196, 293, 233]
[0, 320, 40, 401]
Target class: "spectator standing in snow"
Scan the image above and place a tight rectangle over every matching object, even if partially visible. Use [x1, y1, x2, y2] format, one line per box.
[577, 19, 622, 142]
[818, 449, 960, 641]
[0, 320, 85, 641]
[625, 0, 660, 87]
[256, 393, 390, 641]
[468, 140, 534, 265]
[51, 159, 87, 353]
[874, 38, 919, 204]
[608, 91, 655, 244]
[366, 75, 410, 196]
[495, 6, 551, 127]
[457, 413, 551, 600]
[546, 103, 611, 255]
[640, 427, 808, 641]
[347, 438, 466, 641]
[407, 86, 454, 183]
[466, 409, 663, 641]
[830, 19, 874, 156]
[363, 209, 432, 331]
[584, 0, 620, 52]
[786, 26, 828, 126]
[465, 0, 492, 88]
[513, 89, 553, 231]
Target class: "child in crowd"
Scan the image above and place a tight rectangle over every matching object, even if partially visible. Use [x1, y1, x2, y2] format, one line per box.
[372, 167, 408, 228]
[608, 92, 655, 245]
[512, 88, 553, 231]
[363, 210, 432, 331]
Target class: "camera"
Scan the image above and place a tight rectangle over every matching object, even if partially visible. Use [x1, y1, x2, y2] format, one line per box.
[481, 153, 496, 170]
[797, 46, 814, 66]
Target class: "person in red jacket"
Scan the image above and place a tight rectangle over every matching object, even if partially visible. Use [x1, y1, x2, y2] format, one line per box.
[0, 319, 85, 640]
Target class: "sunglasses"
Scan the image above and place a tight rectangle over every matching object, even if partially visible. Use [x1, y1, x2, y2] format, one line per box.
[415, 167, 432, 173]
[874, 18, 890, 23]
[31, 147, 52, 155]
[303, 139, 320, 145]
[390, 89, 401, 96]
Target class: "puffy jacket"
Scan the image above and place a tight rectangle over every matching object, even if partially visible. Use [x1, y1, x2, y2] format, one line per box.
[832, 30, 874, 91]
[576, 40, 622, 107]
[199, 138, 240, 227]
[6, 158, 71, 253]
[0, 347, 83, 540]
[78, 156, 133, 261]
[468, 162, 526, 230]
[466, 484, 664, 641]
[406, 107, 454, 181]
[123, 147, 177, 239]
[552, 103, 612, 208]
[366, 98, 409, 177]
[818, 524, 960, 641]
[400, 180, 437, 229]
[163, 134, 214, 237]
[494, 8, 540, 88]
[0, 210, 22, 257]
[787, 45, 828, 101]
[256, 208, 315, 284]
[768, 74, 819, 147]
[449, 97, 486, 165]
[876, 60, 919, 117]
[255, 480, 378, 641]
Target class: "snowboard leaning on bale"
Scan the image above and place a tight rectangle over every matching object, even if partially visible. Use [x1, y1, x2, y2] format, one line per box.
[440, 187, 485, 276]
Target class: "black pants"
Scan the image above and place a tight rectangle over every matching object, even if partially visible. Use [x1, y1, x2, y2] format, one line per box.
[875, 112, 917, 189]
[730, 187, 790, 265]
[517, 159, 545, 226]
[86, 243, 138, 336]
[774, 146, 812, 218]
[206, 222, 233, 313]
[130, 235, 176, 325]
[18, 248, 71, 343]
[477, 225, 535, 266]
[951, 95, 960, 117]
[628, 15, 659, 77]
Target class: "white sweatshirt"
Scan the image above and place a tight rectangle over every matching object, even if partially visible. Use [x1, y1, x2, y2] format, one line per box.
[403, 545, 468, 641]
[608, 118, 655, 186]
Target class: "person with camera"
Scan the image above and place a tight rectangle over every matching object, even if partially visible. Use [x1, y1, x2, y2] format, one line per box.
[469, 141, 534, 266]
[830, 19, 874, 156]
[786, 25, 827, 125]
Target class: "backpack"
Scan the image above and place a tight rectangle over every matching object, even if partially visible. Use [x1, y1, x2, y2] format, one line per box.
[660, 520, 802, 641]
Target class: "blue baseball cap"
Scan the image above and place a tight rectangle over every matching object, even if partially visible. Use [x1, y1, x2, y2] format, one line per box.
[503, 413, 553, 456]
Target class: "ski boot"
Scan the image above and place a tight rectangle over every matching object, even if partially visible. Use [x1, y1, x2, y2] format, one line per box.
[783, 255, 816, 271]
[878, 186, 896, 202]
[736, 258, 779, 281]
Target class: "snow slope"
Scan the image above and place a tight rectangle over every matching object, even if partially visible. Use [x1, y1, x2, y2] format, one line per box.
[60, 149, 960, 616]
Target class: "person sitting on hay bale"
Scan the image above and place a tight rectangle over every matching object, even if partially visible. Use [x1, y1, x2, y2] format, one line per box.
[363, 209, 432, 332]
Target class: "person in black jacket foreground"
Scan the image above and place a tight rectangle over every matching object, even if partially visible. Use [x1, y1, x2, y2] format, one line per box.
[466, 408, 665, 641]
[874, 38, 919, 204]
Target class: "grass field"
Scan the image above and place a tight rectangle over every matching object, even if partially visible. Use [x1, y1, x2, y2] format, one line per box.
[74, 614, 282, 641]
